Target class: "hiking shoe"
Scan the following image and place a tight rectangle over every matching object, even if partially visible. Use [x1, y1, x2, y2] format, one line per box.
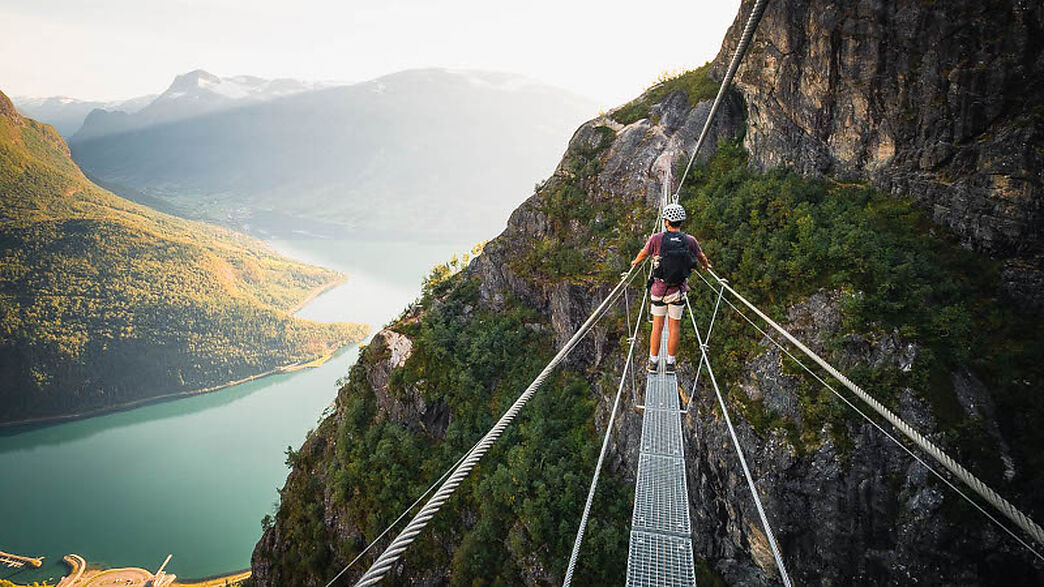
[665, 361, 677, 375]
[646, 358, 658, 373]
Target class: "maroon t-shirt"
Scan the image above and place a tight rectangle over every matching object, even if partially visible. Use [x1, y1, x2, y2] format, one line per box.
[643, 231, 703, 296]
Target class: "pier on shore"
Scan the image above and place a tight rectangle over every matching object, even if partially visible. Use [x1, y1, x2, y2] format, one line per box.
[0, 550, 44, 569]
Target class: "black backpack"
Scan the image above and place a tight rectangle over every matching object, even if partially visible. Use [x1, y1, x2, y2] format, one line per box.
[653, 231, 695, 286]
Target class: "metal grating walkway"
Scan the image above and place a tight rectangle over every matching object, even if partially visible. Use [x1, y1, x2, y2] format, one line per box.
[627, 329, 696, 586]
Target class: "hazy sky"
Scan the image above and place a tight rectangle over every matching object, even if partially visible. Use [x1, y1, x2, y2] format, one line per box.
[1, 0, 741, 108]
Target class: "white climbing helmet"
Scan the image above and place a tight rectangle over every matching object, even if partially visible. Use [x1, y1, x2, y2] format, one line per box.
[662, 203, 687, 223]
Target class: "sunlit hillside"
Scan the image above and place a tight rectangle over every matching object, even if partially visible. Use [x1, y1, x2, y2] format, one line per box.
[0, 90, 367, 425]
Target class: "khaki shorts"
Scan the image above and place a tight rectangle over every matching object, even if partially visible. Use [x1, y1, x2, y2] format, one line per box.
[651, 291, 685, 320]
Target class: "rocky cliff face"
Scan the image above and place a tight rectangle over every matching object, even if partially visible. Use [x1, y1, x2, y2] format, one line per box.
[252, 3, 1044, 584]
[714, 0, 1044, 307]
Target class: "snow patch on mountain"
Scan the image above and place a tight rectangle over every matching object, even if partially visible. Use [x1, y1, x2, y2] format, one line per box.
[72, 69, 334, 141]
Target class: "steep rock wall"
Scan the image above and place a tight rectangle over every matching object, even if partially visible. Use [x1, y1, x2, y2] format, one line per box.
[713, 0, 1043, 305]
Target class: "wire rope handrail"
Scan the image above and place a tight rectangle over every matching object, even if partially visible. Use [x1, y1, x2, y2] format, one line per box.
[692, 268, 1044, 555]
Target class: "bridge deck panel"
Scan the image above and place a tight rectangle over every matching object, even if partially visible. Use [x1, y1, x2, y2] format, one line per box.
[627, 328, 695, 586]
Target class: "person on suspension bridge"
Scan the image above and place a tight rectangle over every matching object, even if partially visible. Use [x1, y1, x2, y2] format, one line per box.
[629, 203, 712, 374]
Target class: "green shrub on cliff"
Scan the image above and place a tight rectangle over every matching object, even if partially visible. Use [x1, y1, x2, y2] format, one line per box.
[268, 277, 633, 583]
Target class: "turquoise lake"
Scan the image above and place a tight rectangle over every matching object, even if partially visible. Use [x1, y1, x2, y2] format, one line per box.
[0, 237, 471, 583]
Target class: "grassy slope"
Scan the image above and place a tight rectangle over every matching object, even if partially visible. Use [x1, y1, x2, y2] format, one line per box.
[261, 70, 1043, 583]
[0, 91, 368, 423]
[610, 63, 720, 125]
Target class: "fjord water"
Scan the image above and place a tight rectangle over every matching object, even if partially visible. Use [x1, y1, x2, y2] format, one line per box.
[0, 237, 469, 583]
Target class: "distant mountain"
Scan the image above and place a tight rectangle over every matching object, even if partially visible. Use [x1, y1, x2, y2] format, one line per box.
[74, 69, 328, 141]
[12, 94, 154, 137]
[68, 68, 597, 243]
[0, 89, 367, 425]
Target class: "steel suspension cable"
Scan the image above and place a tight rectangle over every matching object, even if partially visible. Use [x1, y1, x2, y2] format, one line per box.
[684, 296, 793, 585]
[625, 285, 640, 405]
[672, 0, 771, 202]
[684, 279, 725, 413]
[690, 271, 1044, 562]
[563, 280, 649, 585]
[352, 264, 646, 586]
[703, 269, 1044, 549]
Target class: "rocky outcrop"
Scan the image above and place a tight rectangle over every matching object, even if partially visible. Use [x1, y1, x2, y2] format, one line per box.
[714, 0, 1044, 307]
[471, 131, 1039, 582]
[251, 80, 745, 586]
[476, 86, 743, 348]
[0, 91, 21, 122]
[253, 4, 1044, 584]
[368, 330, 450, 438]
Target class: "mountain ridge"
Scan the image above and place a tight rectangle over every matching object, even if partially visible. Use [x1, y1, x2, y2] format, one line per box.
[72, 68, 330, 141]
[67, 68, 597, 244]
[0, 89, 368, 425]
[12, 93, 156, 137]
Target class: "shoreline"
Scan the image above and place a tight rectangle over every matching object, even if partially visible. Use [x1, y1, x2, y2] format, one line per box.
[0, 336, 363, 432]
[289, 274, 348, 315]
[0, 257, 373, 583]
[27, 554, 252, 587]
[0, 275, 367, 432]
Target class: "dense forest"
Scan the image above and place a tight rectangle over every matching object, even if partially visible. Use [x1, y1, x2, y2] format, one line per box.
[253, 58, 1043, 584]
[0, 90, 367, 425]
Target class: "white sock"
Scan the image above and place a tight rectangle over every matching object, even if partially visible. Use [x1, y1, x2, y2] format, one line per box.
[667, 355, 676, 364]
[650, 354, 657, 362]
